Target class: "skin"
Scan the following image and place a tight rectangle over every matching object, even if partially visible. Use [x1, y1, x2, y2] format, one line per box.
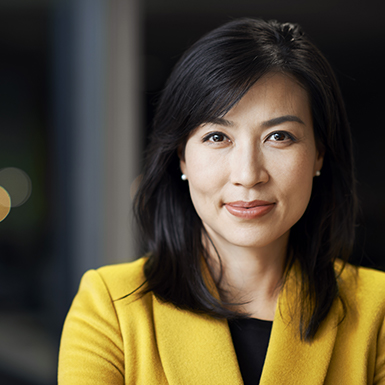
[180, 72, 324, 320]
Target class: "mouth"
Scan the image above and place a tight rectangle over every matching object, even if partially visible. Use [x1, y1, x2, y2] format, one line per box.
[224, 200, 275, 219]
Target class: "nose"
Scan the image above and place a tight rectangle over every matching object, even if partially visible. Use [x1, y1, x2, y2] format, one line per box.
[230, 142, 269, 188]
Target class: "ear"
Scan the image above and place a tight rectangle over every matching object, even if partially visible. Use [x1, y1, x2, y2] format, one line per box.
[178, 144, 186, 176]
[314, 150, 324, 176]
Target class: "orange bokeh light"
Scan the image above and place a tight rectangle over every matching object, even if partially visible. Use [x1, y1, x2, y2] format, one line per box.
[0, 186, 11, 222]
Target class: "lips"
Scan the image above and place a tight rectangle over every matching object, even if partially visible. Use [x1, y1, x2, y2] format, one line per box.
[224, 200, 275, 219]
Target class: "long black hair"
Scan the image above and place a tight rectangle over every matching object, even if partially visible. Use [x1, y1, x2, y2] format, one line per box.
[134, 18, 357, 340]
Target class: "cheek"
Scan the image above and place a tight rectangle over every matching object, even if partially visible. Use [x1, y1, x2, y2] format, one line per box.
[187, 165, 222, 202]
[273, 150, 316, 205]
[184, 150, 229, 216]
[185, 147, 227, 188]
[286, 144, 316, 175]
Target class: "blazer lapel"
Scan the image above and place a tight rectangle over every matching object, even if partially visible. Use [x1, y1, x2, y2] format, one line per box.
[260, 271, 341, 385]
[153, 260, 341, 384]
[153, 296, 243, 384]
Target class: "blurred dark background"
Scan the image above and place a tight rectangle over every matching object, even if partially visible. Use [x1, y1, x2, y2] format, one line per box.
[0, 0, 384, 383]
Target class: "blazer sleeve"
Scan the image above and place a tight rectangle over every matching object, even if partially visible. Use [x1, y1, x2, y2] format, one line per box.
[375, 315, 385, 384]
[58, 269, 124, 384]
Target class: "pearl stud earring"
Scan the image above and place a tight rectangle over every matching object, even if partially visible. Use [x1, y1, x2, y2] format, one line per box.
[181, 174, 187, 181]
[315, 170, 321, 177]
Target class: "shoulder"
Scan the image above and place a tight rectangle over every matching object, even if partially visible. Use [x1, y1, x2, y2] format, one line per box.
[356, 264, 385, 290]
[79, 257, 147, 301]
[338, 262, 385, 315]
[59, 258, 147, 384]
[337, 263, 385, 383]
[339, 262, 385, 291]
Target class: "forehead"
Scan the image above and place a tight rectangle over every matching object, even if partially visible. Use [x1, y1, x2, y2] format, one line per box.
[224, 72, 311, 119]
[193, 72, 312, 136]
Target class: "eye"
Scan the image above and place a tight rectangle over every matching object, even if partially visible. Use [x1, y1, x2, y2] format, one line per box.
[203, 132, 230, 143]
[266, 131, 296, 143]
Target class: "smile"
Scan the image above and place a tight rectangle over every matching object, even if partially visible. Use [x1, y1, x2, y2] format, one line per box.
[224, 200, 275, 219]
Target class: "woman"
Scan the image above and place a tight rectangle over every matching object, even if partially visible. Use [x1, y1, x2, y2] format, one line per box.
[58, 18, 385, 384]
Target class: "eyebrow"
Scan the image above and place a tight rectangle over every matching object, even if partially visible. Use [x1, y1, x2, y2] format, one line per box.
[208, 117, 234, 127]
[208, 115, 305, 128]
[261, 115, 305, 128]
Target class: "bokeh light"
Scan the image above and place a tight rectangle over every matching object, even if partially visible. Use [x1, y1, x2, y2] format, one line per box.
[0, 186, 11, 222]
[0, 167, 32, 208]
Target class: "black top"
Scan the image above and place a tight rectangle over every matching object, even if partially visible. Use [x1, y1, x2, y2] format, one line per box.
[228, 318, 273, 385]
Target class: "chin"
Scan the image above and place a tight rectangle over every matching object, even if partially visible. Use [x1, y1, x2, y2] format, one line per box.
[215, 233, 279, 250]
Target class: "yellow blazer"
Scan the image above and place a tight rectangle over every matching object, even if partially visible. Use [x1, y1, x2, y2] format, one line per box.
[58, 258, 385, 384]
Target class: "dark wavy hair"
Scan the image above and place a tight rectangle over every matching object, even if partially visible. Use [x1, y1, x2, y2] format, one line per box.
[134, 18, 357, 340]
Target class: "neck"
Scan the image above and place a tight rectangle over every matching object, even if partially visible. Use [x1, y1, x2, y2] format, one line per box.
[204, 230, 289, 320]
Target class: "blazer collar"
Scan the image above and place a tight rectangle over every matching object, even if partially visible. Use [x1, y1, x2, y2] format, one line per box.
[260, 266, 341, 384]
[152, 263, 341, 384]
[153, 297, 243, 384]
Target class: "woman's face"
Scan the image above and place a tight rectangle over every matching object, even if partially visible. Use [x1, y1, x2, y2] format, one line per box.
[180, 72, 323, 253]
